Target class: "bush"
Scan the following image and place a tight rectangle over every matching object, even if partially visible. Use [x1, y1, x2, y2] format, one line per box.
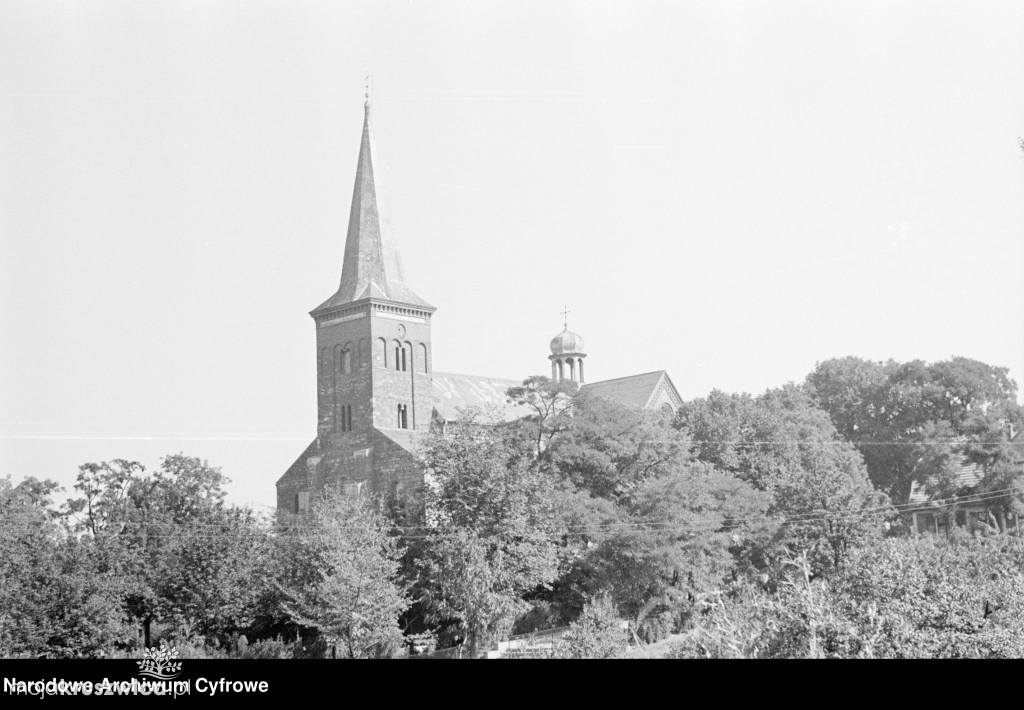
[239, 637, 291, 659]
[551, 594, 627, 659]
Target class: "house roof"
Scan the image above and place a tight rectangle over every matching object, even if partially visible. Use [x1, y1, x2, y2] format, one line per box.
[908, 460, 985, 505]
[909, 427, 1024, 506]
[431, 372, 528, 423]
[580, 370, 679, 410]
[313, 101, 433, 314]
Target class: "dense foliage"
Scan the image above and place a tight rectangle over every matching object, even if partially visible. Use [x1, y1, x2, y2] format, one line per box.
[2, 356, 1022, 659]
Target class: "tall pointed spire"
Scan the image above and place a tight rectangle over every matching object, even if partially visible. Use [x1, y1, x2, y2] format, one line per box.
[313, 97, 432, 313]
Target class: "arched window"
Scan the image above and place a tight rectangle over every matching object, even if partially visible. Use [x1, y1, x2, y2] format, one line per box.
[378, 338, 387, 368]
[346, 404, 353, 431]
[359, 339, 367, 366]
[420, 343, 429, 373]
[660, 403, 675, 418]
[342, 343, 352, 374]
[393, 340, 406, 371]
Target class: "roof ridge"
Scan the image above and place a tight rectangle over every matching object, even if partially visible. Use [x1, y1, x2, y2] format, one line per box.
[584, 370, 665, 386]
[433, 371, 522, 383]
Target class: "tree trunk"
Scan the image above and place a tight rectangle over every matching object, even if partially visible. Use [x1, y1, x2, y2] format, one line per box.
[143, 616, 153, 649]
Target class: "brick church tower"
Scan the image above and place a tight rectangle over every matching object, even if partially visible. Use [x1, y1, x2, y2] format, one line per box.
[277, 98, 687, 515]
[276, 99, 435, 514]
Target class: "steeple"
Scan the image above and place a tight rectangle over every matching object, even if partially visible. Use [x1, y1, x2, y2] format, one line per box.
[313, 99, 433, 314]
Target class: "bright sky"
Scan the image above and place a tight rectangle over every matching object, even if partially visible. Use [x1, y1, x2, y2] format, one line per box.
[2, 1, 1023, 512]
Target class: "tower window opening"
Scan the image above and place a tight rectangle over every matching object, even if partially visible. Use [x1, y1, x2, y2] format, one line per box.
[346, 404, 353, 431]
[338, 402, 349, 432]
[378, 338, 387, 368]
[393, 340, 407, 371]
[397, 404, 408, 429]
[342, 346, 352, 374]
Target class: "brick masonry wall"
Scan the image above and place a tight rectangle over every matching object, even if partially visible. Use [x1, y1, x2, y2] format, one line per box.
[276, 428, 427, 513]
[278, 301, 434, 514]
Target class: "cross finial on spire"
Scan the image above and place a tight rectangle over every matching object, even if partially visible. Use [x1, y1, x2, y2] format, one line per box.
[364, 72, 371, 114]
[561, 302, 571, 329]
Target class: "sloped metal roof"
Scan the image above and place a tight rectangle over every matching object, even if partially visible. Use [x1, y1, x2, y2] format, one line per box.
[431, 372, 528, 423]
[580, 370, 670, 410]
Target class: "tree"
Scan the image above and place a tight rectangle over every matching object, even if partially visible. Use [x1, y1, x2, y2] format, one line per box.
[552, 593, 627, 659]
[677, 385, 888, 574]
[417, 417, 561, 657]
[157, 506, 270, 643]
[282, 488, 409, 658]
[65, 454, 271, 649]
[544, 391, 691, 501]
[806, 356, 1024, 507]
[505, 375, 579, 459]
[584, 462, 771, 628]
[0, 476, 130, 658]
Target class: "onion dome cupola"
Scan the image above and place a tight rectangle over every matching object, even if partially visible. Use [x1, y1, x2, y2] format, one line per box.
[548, 309, 586, 384]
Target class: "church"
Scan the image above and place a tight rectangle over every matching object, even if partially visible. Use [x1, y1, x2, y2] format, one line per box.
[276, 100, 683, 514]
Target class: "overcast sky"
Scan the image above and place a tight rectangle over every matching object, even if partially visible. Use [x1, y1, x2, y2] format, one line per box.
[2, 1, 1023, 512]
